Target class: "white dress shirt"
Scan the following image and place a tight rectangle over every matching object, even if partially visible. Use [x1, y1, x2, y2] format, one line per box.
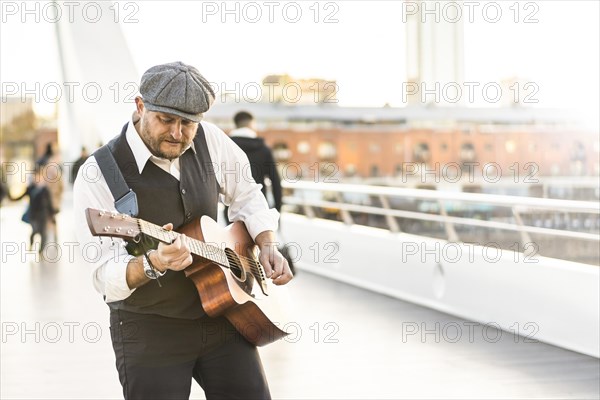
[73, 119, 279, 303]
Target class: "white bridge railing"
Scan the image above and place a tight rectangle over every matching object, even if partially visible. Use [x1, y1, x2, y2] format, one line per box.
[282, 180, 600, 257]
[278, 180, 600, 357]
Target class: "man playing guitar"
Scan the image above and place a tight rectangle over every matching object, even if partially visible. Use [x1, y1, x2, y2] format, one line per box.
[73, 62, 293, 399]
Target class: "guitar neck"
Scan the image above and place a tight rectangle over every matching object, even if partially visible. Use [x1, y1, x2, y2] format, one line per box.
[138, 219, 228, 266]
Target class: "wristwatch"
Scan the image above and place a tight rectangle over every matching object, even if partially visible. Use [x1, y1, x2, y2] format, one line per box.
[143, 250, 166, 280]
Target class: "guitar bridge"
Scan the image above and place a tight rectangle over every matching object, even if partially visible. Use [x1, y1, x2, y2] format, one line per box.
[256, 263, 269, 296]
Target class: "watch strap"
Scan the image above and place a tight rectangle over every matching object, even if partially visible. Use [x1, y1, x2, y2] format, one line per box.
[143, 250, 166, 281]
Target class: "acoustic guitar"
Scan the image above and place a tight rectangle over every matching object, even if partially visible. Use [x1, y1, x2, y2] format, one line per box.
[85, 208, 291, 346]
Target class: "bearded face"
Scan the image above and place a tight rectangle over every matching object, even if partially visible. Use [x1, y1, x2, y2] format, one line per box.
[135, 101, 199, 160]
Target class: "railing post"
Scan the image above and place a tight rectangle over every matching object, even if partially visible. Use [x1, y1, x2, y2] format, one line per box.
[439, 200, 459, 242]
[299, 190, 315, 219]
[512, 206, 534, 253]
[379, 195, 400, 233]
[336, 193, 354, 225]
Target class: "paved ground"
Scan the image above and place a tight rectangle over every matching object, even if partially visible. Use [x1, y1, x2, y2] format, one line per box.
[1, 192, 599, 399]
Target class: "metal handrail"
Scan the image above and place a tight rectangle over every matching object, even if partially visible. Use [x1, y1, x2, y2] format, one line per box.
[281, 181, 600, 245]
[282, 197, 599, 241]
[283, 181, 600, 213]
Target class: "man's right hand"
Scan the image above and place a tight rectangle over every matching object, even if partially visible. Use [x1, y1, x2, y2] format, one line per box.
[150, 223, 194, 272]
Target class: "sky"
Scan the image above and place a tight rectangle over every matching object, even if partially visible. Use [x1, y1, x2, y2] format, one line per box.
[1, 0, 599, 123]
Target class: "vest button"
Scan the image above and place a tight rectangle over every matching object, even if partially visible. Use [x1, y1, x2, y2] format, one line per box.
[181, 188, 186, 195]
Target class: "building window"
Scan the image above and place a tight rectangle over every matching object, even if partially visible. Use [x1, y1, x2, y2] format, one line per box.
[318, 141, 337, 160]
[460, 143, 476, 161]
[345, 164, 356, 176]
[572, 141, 586, 161]
[413, 143, 430, 163]
[370, 165, 379, 177]
[297, 141, 310, 154]
[273, 142, 292, 161]
[505, 140, 516, 154]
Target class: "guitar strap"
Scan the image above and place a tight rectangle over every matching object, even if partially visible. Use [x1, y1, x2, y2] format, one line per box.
[94, 145, 139, 217]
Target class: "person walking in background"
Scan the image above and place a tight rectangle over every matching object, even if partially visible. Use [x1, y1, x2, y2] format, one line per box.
[0, 181, 7, 206]
[11, 166, 55, 253]
[70, 146, 89, 184]
[226, 111, 296, 274]
[225, 111, 282, 223]
[36, 143, 54, 167]
[0, 151, 8, 206]
[0, 180, 8, 207]
[37, 142, 64, 241]
[0, 165, 8, 207]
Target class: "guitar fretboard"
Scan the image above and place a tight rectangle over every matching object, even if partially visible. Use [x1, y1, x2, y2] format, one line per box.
[138, 220, 229, 266]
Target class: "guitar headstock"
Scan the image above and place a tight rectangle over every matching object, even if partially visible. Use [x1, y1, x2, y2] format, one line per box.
[85, 208, 141, 241]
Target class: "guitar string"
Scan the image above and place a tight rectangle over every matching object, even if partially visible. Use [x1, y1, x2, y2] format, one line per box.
[136, 217, 266, 280]
[137, 218, 261, 276]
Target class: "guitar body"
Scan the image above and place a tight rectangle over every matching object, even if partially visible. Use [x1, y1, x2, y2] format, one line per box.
[180, 216, 290, 346]
[84, 208, 290, 347]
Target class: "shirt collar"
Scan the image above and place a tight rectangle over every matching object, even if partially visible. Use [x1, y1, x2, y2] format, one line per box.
[125, 119, 196, 174]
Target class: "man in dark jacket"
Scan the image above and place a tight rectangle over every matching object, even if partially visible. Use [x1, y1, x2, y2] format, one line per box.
[225, 111, 282, 222]
[226, 112, 296, 274]
[70, 146, 89, 184]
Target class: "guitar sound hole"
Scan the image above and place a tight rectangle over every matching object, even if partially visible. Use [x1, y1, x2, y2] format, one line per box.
[224, 248, 245, 281]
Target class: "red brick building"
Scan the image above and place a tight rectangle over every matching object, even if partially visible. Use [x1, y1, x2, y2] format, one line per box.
[206, 104, 599, 181]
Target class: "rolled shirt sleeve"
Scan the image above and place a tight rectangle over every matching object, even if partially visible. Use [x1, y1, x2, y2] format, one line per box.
[73, 156, 136, 303]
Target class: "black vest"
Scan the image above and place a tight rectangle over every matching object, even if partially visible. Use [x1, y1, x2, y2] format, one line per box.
[106, 123, 219, 319]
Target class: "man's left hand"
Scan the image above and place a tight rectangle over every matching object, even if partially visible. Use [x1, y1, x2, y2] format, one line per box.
[255, 231, 293, 285]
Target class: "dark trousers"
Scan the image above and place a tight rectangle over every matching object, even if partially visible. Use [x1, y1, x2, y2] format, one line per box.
[110, 310, 271, 400]
[30, 219, 48, 252]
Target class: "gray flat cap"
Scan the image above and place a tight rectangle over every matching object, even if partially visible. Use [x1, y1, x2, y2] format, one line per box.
[139, 61, 215, 122]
